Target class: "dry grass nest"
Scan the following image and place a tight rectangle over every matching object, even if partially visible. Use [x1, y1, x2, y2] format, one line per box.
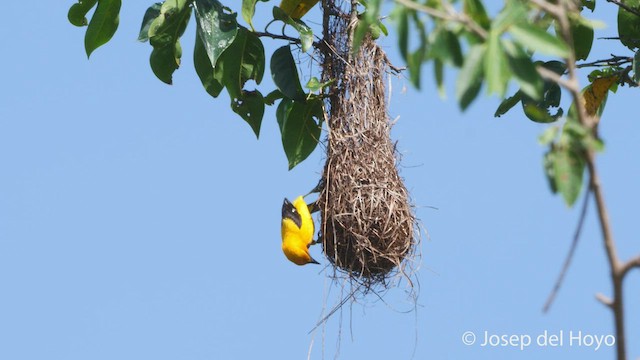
[317, 0, 419, 292]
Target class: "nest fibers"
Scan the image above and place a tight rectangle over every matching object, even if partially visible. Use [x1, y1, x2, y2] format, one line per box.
[318, 0, 418, 291]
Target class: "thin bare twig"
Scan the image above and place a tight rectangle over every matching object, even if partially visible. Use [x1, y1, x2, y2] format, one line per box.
[577, 55, 633, 68]
[254, 31, 299, 43]
[596, 292, 614, 308]
[607, 0, 640, 18]
[543, 190, 591, 313]
[529, 0, 562, 16]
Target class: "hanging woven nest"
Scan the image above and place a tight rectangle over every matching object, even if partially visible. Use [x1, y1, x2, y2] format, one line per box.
[318, 0, 418, 290]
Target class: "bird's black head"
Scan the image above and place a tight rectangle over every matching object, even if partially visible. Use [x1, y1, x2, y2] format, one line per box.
[282, 198, 302, 228]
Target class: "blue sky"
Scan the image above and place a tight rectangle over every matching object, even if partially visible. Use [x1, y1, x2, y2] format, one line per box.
[1, 1, 639, 359]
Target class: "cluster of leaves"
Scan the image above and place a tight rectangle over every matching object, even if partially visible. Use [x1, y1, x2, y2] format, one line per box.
[540, 70, 617, 206]
[68, 0, 640, 201]
[68, 0, 325, 169]
[356, 0, 636, 207]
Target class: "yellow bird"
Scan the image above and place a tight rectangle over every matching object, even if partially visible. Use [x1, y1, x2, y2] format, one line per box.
[279, 0, 320, 19]
[281, 196, 319, 265]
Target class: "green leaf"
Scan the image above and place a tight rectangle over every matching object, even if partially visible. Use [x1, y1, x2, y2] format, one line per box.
[571, 18, 594, 61]
[369, 22, 382, 40]
[492, 0, 527, 32]
[502, 39, 543, 100]
[352, 0, 382, 54]
[553, 148, 585, 207]
[538, 125, 559, 145]
[456, 44, 485, 110]
[305, 77, 335, 93]
[242, 0, 267, 30]
[150, 41, 182, 85]
[430, 28, 463, 67]
[211, 27, 265, 134]
[434, 59, 445, 97]
[276, 98, 323, 169]
[485, 30, 510, 97]
[522, 101, 558, 123]
[147, 0, 192, 84]
[405, 11, 427, 89]
[563, 119, 605, 152]
[219, 28, 265, 98]
[194, 30, 225, 97]
[68, 0, 97, 27]
[618, 0, 640, 50]
[264, 89, 284, 105]
[459, 82, 482, 111]
[377, 19, 388, 36]
[582, 0, 595, 12]
[232, 90, 265, 138]
[85, 0, 121, 58]
[194, 0, 239, 69]
[138, 3, 162, 42]
[511, 23, 570, 58]
[271, 46, 306, 102]
[543, 150, 558, 194]
[407, 48, 425, 88]
[463, 0, 490, 30]
[499, 61, 564, 122]
[633, 50, 640, 84]
[396, 7, 409, 61]
[541, 60, 567, 75]
[306, 77, 321, 92]
[272, 7, 314, 53]
[494, 91, 522, 117]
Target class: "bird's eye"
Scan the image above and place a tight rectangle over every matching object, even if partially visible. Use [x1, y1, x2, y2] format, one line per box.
[292, 208, 297, 213]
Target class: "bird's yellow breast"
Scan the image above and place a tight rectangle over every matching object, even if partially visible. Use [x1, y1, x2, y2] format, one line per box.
[281, 196, 315, 265]
[281, 222, 314, 265]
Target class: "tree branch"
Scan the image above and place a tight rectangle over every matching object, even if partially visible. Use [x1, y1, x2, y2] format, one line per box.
[535, 65, 578, 93]
[607, 0, 640, 18]
[538, 2, 633, 359]
[585, 149, 628, 360]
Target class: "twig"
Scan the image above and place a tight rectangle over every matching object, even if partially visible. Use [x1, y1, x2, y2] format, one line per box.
[620, 254, 640, 277]
[607, 0, 640, 18]
[529, 0, 562, 16]
[254, 31, 302, 44]
[393, 0, 488, 40]
[596, 292, 614, 308]
[543, 190, 591, 313]
[577, 55, 633, 68]
[536, 65, 577, 92]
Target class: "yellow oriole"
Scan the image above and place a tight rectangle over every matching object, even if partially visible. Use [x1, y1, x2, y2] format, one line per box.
[281, 196, 319, 265]
[279, 0, 319, 20]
